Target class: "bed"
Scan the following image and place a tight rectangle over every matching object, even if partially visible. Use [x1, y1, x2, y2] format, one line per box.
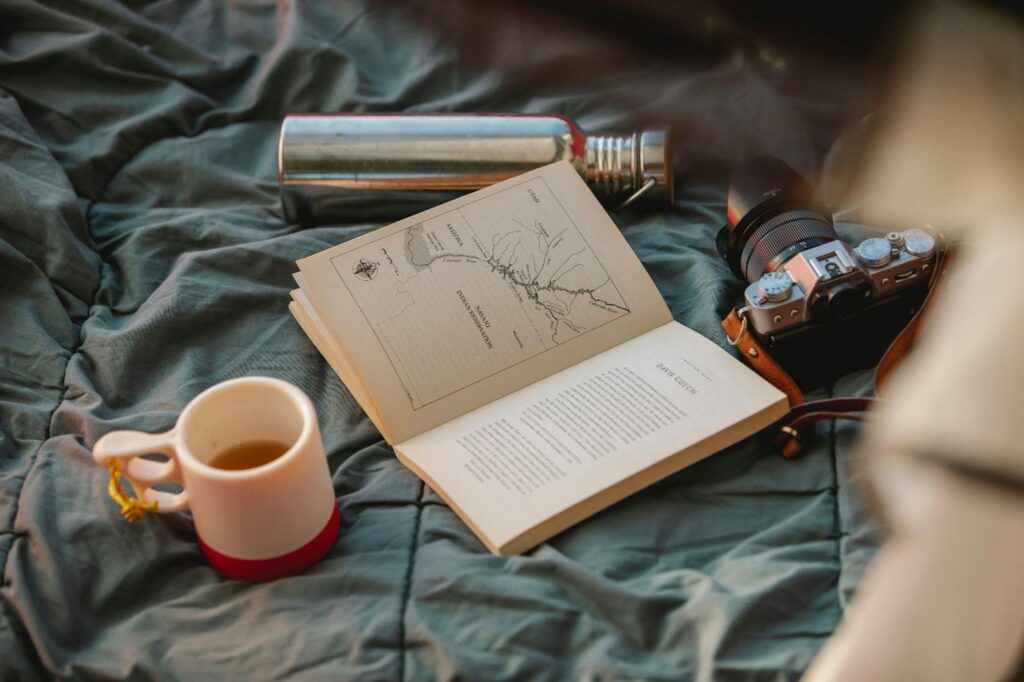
[0, 2, 881, 678]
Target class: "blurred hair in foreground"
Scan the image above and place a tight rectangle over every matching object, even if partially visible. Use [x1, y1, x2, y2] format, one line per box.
[807, 4, 1024, 681]
[852, 2, 1024, 230]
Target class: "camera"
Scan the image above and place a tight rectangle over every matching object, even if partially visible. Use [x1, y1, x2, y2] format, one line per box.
[717, 157, 938, 386]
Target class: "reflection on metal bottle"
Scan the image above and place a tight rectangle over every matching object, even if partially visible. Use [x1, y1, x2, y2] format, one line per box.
[278, 114, 673, 224]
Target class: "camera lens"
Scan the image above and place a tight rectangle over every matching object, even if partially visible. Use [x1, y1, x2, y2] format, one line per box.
[717, 157, 839, 283]
[737, 211, 838, 282]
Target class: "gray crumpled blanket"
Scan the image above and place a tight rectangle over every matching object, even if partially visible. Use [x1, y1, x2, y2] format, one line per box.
[0, 2, 880, 679]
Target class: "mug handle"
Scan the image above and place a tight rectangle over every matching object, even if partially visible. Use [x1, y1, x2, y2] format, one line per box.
[93, 429, 190, 515]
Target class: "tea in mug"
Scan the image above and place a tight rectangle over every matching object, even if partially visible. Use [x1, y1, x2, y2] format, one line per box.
[209, 441, 291, 471]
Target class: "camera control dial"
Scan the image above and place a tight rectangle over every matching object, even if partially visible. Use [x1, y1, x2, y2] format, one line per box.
[886, 231, 905, 249]
[903, 229, 936, 258]
[855, 237, 892, 268]
[757, 271, 794, 302]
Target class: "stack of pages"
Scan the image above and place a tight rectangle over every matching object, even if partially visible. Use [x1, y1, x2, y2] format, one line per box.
[290, 161, 787, 554]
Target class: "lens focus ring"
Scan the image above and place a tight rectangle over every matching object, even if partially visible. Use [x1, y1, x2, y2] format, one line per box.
[740, 210, 838, 281]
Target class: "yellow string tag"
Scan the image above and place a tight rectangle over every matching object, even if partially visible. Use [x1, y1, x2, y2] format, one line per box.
[105, 459, 158, 522]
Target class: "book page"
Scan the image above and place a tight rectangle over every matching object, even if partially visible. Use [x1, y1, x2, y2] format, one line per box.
[395, 321, 788, 554]
[297, 162, 672, 443]
[289, 284, 393, 442]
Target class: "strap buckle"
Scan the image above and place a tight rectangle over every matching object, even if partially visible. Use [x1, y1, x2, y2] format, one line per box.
[774, 425, 804, 459]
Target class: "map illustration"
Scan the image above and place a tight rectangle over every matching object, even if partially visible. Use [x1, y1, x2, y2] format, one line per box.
[330, 176, 630, 409]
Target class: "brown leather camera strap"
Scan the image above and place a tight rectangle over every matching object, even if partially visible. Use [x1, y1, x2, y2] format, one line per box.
[723, 309, 806, 406]
[722, 247, 953, 458]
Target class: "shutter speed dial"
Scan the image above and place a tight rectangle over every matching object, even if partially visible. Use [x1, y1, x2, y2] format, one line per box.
[757, 271, 793, 302]
[855, 237, 892, 268]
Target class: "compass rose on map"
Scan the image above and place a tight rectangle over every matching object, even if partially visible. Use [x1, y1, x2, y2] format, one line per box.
[352, 258, 379, 281]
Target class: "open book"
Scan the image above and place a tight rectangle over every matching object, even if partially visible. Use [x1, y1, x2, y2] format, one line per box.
[289, 161, 788, 554]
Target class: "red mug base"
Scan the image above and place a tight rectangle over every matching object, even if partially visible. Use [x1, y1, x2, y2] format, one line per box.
[198, 504, 340, 581]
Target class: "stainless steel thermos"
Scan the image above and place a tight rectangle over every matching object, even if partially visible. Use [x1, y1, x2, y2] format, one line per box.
[278, 114, 673, 224]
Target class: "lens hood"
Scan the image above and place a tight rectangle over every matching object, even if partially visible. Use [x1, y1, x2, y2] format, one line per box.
[717, 157, 835, 281]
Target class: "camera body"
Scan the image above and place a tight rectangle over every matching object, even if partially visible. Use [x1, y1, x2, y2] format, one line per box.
[741, 229, 936, 336]
[717, 158, 938, 386]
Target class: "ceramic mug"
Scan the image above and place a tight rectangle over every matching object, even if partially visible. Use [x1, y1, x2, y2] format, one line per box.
[92, 377, 339, 581]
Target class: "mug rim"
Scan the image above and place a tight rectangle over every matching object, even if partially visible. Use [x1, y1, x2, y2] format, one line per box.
[174, 376, 317, 480]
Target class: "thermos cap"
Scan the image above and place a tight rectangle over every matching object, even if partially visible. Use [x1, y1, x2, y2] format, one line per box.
[589, 129, 672, 210]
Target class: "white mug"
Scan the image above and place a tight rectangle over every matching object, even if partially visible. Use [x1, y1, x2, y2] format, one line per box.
[92, 377, 339, 581]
